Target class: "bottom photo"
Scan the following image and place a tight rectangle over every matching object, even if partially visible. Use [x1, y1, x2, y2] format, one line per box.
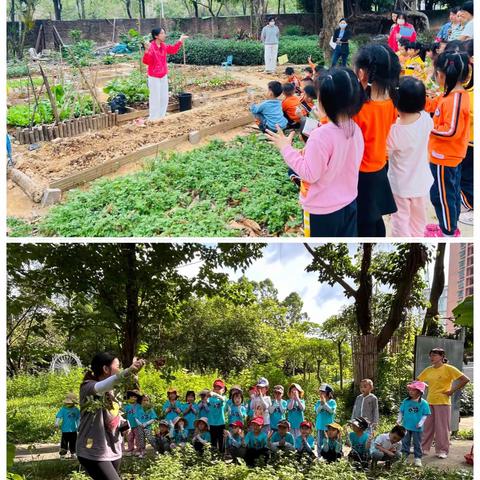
[6, 242, 473, 480]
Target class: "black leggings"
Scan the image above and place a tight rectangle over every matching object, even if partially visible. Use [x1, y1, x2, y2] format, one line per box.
[78, 457, 121, 480]
[358, 218, 386, 237]
[60, 432, 77, 455]
[210, 424, 225, 451]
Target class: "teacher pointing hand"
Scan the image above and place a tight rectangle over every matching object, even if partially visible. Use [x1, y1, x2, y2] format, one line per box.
[142, 28, 189, 121]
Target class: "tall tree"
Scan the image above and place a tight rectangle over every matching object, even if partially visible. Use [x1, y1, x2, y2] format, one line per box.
[305, 243, 429, 384]
[124, 0, 133, 18]
[320, 0, 344, 63]
[52, 0, 62, 20]
[75, 0, 85, 19]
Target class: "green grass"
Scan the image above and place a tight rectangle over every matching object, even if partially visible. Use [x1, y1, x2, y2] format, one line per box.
[38, 135, 302, 237]
[7, 218, 34, 237]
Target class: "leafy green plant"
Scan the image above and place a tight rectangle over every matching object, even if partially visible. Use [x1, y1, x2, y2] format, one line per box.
[38, 135, 302, 237]
[104, 69, 149, 106]
[283, 25, 305, 36]
[459, 381, 473, 416]
[7, 218, 34, 237]
[7, 61, 29, 78]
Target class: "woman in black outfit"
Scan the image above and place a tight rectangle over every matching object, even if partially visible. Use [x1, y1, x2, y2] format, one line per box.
[331, 18, 352, 67]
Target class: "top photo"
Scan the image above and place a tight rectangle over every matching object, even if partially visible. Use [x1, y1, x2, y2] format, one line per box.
[6, 1, 474, 238]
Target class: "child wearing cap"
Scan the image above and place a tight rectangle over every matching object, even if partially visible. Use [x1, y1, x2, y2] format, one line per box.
[320, 423, 343, 463]
[269, 385, 287, 432]
[314, 383, 337, 455]
[351, 379, 379, 434]
[55, 393, 80, 459]
[398, 381, 431, 467]
[208, 379, 227, 451]
[250, 377, 272, 433]
[370, 425, 405, 465]
[162, 388, 182, 425]
[227, 386, 247, 426]
[295, 421, 315, 459]
[193, 417, 211, 453]
[135, 394, 158, 458]
[224, 420, 246, 460]
[287, 383, 305, 438]
[124, 390, 142, 454]
[154, 420, 172, 454]
[172, 417, 189, 448]
[346, 416, 371, 467]
[244, 416, 269, 466]
[269, 419, 295, 453]
[182, 390, 198, 438]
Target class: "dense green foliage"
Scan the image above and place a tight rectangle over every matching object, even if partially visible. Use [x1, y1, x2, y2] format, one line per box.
[38, 136, 302, 237]
[7, 61, 29, 78]
[104, 69, 150, 105]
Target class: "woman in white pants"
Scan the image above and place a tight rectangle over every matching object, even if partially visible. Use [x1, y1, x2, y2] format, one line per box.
[260, 17, 280, 74]
[142, 28, 189, 121]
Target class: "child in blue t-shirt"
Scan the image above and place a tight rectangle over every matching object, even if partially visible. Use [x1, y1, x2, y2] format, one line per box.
[182, 390, 198, 438]
[269, 385, 287, 431]
[244, 417, 269, 466]
[172, 417, 189, 448]
[314, 383, 337, 455]
[398, 381, 431, 467]
[135, 394, 158, 457]
[124, 390, 142, 454]
[250, 81, 288, 132]
[287, 383, 305, 438]
[269, 419, 295, 453]
[227, 386, 247, 426]
[55, 393, 80, 459]
[320, 422, 343, 463]
[193, 417, 211, 453]
[294, 421, 315, 459]
[162, 387, 183, 425]
[224, 420, 246, 459]
[197, 389, 210, 419]
[347, 416, 371, 467]
[208, 379, 227, 451]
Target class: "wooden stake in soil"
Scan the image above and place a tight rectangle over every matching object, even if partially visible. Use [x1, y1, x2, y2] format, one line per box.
[54, 126, 60, 138]
[47, 127, 54, 141]
[37, 127, 44, 142]
[38, 63, 61, 124]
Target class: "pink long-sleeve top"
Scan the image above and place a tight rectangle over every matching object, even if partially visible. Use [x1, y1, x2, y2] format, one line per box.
[388, 23, 417, 52]
[142, 40, 183, 78]
[280, 121, 364, 215]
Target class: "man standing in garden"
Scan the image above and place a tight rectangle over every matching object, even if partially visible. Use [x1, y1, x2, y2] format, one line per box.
[261, 17, 280, 74]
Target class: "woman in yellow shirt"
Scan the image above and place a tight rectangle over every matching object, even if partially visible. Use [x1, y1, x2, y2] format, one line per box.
[417, 348, 470, 459]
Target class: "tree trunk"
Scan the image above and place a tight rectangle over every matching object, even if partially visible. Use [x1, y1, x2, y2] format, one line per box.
[277, 0, 281, 14]
[377, 244, 429, 352]
[337, 341, 344, 390]
[52, 0, 62, 20]
[320, 0, 344, 63]
[125, 0, 132, 19]
[352, 334, 377, 386]
[355, 243, 373, 335]
[422, 243, 446, 335]
[10, 0, 15, 22]
[139, 0, 146, 18]
[120, 243, 140, 365]
[193, 0, 199, 17]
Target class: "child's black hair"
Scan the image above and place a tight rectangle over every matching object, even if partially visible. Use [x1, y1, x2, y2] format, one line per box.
[391, 425, 406, 438]
[316, 67, 365, 127]
[304, 66, 313, 74]
[434, 51, 470, 96]
[460, 39, 473, 89]
[282, 82, 295, 95]
[450, 6, 460, 14]
[398, 37, 410, 49]
[314, 64, 325, 73]
[445, 40, 463, 53]
[426, 42, 440, 58]
[303, 84, 317, 100]
[267, 16, 276, 22]
[285, 67, 295, 75]
[185, 390, 195, 400]
[397, 77, 426, 113]
[354, 43, 401, 103]
[268, 81, 283, 98]
[461, 1, 473, 15]
[407, 41, 426, 62]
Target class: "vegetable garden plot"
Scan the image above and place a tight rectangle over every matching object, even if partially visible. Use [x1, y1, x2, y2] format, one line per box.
[37, 136, 303, 237]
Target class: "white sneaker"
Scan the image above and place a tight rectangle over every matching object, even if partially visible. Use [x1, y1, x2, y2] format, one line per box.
[437, 452, 448, 459]
[459, 211, 474, 226]
[414, 458, 422, 467]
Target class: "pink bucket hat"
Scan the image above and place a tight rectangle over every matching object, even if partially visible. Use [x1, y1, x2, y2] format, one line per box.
[407, 381, 427, 393]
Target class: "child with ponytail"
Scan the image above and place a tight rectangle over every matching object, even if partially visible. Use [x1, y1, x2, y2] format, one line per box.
[425, 51, 470, 237]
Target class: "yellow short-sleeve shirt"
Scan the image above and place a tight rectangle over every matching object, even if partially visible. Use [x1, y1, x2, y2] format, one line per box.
[418, 364, 464, 405]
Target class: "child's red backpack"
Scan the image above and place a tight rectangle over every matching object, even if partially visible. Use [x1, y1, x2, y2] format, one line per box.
[464, 446, 473, 465]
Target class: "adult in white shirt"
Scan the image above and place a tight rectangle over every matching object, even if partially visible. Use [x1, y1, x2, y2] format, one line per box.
[458, 1, 474, 40]
[260, 17, 280, 74]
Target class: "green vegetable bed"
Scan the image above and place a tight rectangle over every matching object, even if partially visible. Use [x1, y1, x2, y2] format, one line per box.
[37, 135, 302, 237]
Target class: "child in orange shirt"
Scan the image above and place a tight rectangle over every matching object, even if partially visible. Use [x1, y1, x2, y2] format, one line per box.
[282, 83, 301, 128]
[353, 44, 401, 237]
[284, 67, 302, 94]
[424, 51, 471, 237]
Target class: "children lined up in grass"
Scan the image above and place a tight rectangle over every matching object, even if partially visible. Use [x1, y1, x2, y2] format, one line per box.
[258, 35, 473, 237]
[55, 375, 433, 469]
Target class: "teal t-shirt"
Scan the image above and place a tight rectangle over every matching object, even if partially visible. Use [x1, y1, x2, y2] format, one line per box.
[244, 431, 268, 449]
[124, 403, 139, 428]
[287, 399, 305, 428]
[173, 429, 189, 444]
[136, 406, 157, 428]
[56, 406, 80, 433]
[349, 431, 369, 454]
[314, 399, 337, 430]
[400, 398, 431, 432]
[295, 434, 315, 451]
[197, 431, 211, 442]
[227, 404, 247, 425]
[270, 400, 287, 429]
[207, 396, 226, 426]
[197, 400, 210, 419]
[162, 400, 182, 423]
[182, 402, 198, 430]
[270, 431, 295, 446]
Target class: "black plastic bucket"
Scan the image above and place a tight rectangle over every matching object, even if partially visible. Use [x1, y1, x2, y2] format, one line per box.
[178, 92, 192, 112]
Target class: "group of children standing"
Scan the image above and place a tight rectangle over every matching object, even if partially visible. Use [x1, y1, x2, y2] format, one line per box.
[250, 38, 473, 238]
[56, 376, 433, 468]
